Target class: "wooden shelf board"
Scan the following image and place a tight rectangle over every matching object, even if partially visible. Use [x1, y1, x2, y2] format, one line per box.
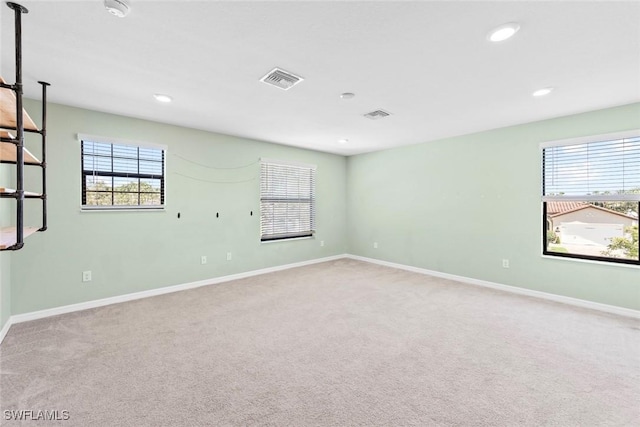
[0, 226, 39, 250]
[0, 141, 40, 164]
[0, 187, 42, 197]
[0, 76, 38, 131]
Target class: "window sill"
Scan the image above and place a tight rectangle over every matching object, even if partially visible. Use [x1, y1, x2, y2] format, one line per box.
[541, 254, 639, 269]
[80, 206, 165, 213]
[261, 236, 314, 244]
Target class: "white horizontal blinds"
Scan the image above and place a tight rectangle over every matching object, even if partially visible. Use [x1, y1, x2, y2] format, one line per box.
[542, 135, 640, 201]
[82, 140, 165, 207]
[260, 161, 316, 241]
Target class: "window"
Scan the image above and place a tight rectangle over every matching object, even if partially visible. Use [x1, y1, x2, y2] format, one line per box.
[541, 131, 639, 265]
[80, 136, 165, 210]
[260, 159, 316, 241]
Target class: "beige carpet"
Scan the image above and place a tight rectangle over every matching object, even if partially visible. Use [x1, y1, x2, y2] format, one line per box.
[1, 258, 639, 426]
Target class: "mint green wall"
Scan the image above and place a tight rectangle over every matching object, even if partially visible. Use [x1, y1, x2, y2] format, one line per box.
[0, 165, 12, 329]
[11, 101, 347, 315]
[347, 103, 640, 310]
[0, 253, 9, 330]
[6, 101, 639, 318]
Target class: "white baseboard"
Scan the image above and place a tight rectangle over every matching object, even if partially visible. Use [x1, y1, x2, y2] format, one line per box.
[346, 254, 640, 319]
[0, 317, 11, 345]
[2, 252, 638, 346]
[7, 254, 347, 328]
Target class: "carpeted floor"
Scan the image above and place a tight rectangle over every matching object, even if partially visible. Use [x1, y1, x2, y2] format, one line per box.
[1, 258, 639, 426]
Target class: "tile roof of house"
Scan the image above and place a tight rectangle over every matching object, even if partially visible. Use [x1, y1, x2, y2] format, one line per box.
[546, 201, 588, 215]
[548, 203, 637, 220]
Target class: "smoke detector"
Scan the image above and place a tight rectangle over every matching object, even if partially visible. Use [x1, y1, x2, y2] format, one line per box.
[104, 0, 130, 18]
[260, 68, 304, 90]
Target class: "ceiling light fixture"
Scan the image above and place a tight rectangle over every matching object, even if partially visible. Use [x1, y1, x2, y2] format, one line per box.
[532, 87, 554, 97]
[340, 93, 355, 99]
[338, 139, 349, 144]
[487, 22, 520, 42]
[154, 94, 173, 103]
[104, 0, 130, 18]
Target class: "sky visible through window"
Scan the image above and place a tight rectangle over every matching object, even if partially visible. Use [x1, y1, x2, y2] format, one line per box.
[83, 142, 163, 176]
[544, 137, 640, 196]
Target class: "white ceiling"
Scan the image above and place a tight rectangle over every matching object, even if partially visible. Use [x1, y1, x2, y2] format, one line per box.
[2, 1, 639, 156]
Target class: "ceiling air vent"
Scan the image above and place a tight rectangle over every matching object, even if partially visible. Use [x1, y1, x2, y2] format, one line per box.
[364, 109, 391, 120]
[260, 67, 304, 90]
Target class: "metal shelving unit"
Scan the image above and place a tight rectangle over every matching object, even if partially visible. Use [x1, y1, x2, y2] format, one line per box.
[0, 2, 49, 251]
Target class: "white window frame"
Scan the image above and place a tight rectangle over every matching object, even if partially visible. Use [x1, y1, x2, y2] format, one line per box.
[78, 134, 167, 211]
[260, 158, 316, 242]
[540, 130, 639, 266]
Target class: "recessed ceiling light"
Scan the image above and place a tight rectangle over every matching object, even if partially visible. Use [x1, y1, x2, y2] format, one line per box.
[338, 139, 349, 144]
[487, 23, 520, 42]
[340, 93, 355, 99]
[532, 87, 554, 97]
[154, 94, 173, 103]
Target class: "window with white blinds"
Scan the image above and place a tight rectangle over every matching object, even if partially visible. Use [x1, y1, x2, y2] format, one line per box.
[541, 131, 639, 265]
[542, 134, 640, 199]
[260, 160, 316, 241]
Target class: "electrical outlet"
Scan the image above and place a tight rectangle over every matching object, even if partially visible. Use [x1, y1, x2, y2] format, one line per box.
[201, 256, 207, 265]
[227, 252, 232, 261]
[502, 259, 510, 268]
[320, 240, 325, 247]
[82, 271, 92, 282]
[373, 242, 378, 249]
